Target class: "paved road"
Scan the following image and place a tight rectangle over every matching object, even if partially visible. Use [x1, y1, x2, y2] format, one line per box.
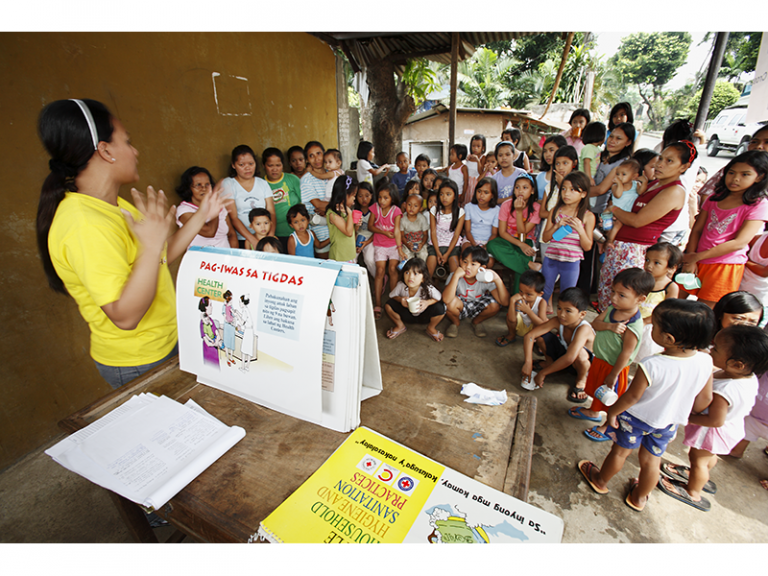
[637, 133, 731, 178]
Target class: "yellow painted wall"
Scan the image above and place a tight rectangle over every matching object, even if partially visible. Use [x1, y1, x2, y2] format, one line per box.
[0, 32, 338, 470]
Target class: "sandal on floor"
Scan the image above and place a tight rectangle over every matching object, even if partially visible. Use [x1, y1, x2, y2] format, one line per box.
[656, 476, 711, 512]
[386, 326, 407, 339]
[567, 407, 602, 422]
[577, 460, 609, 495]
[373, 306, 382, 320]
[624, 478, 647, 512]
[583, 426, 611, 442]
[567, 385, 588, 404]
[426, 330, 444, 342]
[495, 334, 515, 347]
[660, 463, 717, 494]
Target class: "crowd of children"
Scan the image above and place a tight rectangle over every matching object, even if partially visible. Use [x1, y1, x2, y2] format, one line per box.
[173, 117, 768, 508]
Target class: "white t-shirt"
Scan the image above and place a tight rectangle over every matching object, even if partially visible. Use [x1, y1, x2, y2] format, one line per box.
[220, 176, 272, 241]
[389, 282, 442, 316]
[628, 352, 713, 429]
[712, 374, 759, 428]
[429, 206, 465, 247]
[356, 159, 374, 185]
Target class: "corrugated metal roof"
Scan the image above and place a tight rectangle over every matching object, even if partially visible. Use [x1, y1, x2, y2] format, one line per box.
[311, 32, 541, 72]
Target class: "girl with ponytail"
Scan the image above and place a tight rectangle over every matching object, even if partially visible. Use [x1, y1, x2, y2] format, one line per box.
[37, 99, 229, 388]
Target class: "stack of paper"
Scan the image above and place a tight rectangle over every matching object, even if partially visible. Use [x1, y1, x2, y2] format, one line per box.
[46, 394, 245, 510]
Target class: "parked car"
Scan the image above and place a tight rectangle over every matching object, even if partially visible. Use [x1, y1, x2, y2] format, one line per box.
[705, 106, 767, 156]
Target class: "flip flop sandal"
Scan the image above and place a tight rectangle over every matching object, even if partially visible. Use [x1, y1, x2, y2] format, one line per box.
[426, 330, 444, 342]
[583, 426, 611, 442]
[386, 326, 407, 339]
[656, 477, 711, 512]
[577, 460, 609, 495]
[567, 407, 602, 422]
[624, 478, 647, 512]
[495, 334, 515, 347]
[567, 386, 588, 404]
[661, 463, 717, 494]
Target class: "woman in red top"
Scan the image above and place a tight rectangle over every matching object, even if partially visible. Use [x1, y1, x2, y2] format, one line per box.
[596, 142, 696, 312]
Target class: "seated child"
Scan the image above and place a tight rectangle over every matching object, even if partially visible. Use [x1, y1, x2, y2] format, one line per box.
[286, 203, 329, 257]
[658, 324, 768, 510]
[322, 149, 345, 201]
[479, 150, 497, 179]
[610, 158, 646, 213]
[521, 287, 595, 391]
[577, 299, 716, 512]
[392, 152, 417, 197]
[414, 154, 431, 181]
[636, 242, 682, 359]
[569, 268, 653, 436]
[384, 257, 447, 342]
[442, 245, 510, 339]
[400, 194, 430, 262]
[247, 208, 272, 250]
[256, 236, 283, 253]
[498, 269, 549, 347]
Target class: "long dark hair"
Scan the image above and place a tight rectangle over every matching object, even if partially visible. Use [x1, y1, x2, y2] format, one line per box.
[600, 122, 636, 164]
[176, 166, 214, 202]
[37, 99, 115, 294]
[399, 257, 436, 301]
[551, 171, 591, 222]
[436, 179, 461, 233]
[539, 135, 567, 172]
[228, 144, 259, 178]
[710, 150, 768, 205]
[513, 173, 537, 219]
[608, 102, 634, 131]
[329, 175, 358, 215]
[549, 145, 579, 206]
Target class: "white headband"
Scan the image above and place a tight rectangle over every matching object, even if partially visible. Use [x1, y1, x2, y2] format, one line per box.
[69, 99, 99, 151]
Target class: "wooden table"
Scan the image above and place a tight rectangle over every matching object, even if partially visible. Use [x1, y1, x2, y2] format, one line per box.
[59, 358, 536, 543]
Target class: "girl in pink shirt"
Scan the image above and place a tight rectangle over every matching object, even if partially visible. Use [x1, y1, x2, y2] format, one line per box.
[682, 150, 768, 307]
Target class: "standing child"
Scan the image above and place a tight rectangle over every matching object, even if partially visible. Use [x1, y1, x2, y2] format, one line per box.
[740, 229, 768, 325]
[577, 299, 715, 512]
[535, 135, 567, 203]
[498, 269, 549, 347]
[400, 194, 430, 262]
[354, 182, 376, 277]
[247, 208, 273, 250]
[492, 141, 527, 202]
[443, 144, 469, 204]
[369, 183, 403, 318]
[462, 177, 500, 263]
[326, 176, 358, 263]
[487, 173, 541, 293]
[286, 203, 329, 257]
[464, 134, 487, 205]
[681, 150, 768, 308]
[427, 180, 465, 279]
[391, 152, 417, 197]
[636, 242, 682, 359]
[561, 108, 590, 155]
[569, 269, 653, 434]
[579, 122, 607, 185]
[539, 146, 579, 270]
[443, 246, 510, 338]
[384, 257, 447, 342]
[356, 140, 389, 185]
[541, 172, 596, 309]
[506, 128, 532, 171]
[658, 325, 768, 511]
[520, 287, 595, 393]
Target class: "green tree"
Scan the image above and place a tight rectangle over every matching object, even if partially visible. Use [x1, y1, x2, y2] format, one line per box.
[703, 32, 762, 80]
[686, 81, 741, 120]
[454, 48, 517, 108]
[610, 32, 692, 129]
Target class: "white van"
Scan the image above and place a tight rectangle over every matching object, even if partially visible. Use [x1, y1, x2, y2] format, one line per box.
[705, 106, 767, 156]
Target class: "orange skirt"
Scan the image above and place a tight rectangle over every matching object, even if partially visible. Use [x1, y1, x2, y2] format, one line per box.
[584, 357, 630, 413]
[677, 262, 744, 303]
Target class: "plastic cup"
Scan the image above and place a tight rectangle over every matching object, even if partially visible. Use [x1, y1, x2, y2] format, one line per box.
[675, 273, 702, 290]
[352, 209, 362, 224]
[311, 214, 325, 226]
[478, 268, 494, 283]
[594, 385, 618, 406]
[521, 371, 538, 391]
[356, 234, 366, 248]
[601, 212, 613, 231]
[407, 295, 421, 314]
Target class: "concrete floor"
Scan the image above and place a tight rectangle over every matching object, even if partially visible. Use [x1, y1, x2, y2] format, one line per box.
[2, 296, 768, 544]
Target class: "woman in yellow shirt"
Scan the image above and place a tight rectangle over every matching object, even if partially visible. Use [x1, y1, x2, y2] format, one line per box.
[37, 99, 228, 389]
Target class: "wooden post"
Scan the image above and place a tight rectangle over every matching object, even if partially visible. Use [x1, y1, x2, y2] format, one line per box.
[695, 32, 730, 132]
[449, 32, 459, 151]
[539, 32, 574, 120]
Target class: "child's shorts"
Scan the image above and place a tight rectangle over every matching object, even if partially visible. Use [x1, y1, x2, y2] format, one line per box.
[744, 414, 768, 443]
[540, 331, 594, 364]
[427, 245, 461, 259]
[374, 244, 400, 262]
[677, 262, 744, 302]
[605, 412, 677, 457]
[458, 294, 496, 320]
[684, 423, 743, 455]
[515, 313, 535, 337]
